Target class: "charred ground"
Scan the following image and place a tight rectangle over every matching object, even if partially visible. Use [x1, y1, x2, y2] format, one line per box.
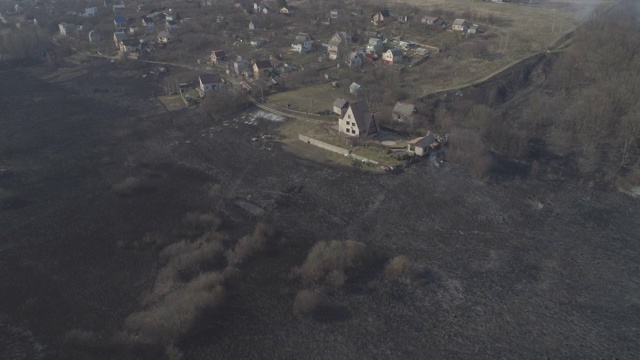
[0, 55, 639, 360]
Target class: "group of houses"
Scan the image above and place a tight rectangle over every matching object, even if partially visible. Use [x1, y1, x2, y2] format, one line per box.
[331, 98, 441, 157]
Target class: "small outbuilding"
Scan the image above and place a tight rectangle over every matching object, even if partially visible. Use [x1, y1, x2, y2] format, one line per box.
[407, 134, 440, 156]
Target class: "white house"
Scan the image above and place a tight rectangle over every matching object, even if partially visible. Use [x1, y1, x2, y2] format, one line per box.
[346, 52, 362, 68]
[382, 49, 403, 65]
[339, 101, 377, 138]
[199, 74, 224, 94]
[291, 33, 312, 53]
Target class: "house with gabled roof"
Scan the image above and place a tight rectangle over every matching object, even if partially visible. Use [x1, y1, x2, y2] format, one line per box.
[59, 22, 75, 37]
[88, 30, 100, 43]
[371, 9, 391, 25]
[452, 18, 468, 31]
[327, 31, 350, 60]
[280, 6, 296, 15]
[407, 134, 440, 156]
[199, 73, 224, 95]
[291, 33, 312, 53]
[114, 16, 126, 30]
[346, 52, 362, 68]
[119, 38, 142, 53]
[157, 31, 174, 44]
[421, 16, 443, 25]
[392, 102, 416, 122]
[382, 49, 403, 65]
[339, 101, 377, 138]
[210, 50, 226, 64]
[141, 16, 154, 30]
[366, 38, 383, 55]
[249, 17, 262, 30]
[113, 31, 126, 47]
[349, 82, 362, 95]
[253, 60, 273, 79]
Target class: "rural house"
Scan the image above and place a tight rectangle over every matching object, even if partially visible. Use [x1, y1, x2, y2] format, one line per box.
[291, 33, 312, 53]
[327, 31, 350, 60]
[113, 31, 126, 47]
[84, 7, 98, 16]
[346, 52, 362, 68]
[366, 38, 383, 55]
[141, 16, 154, 30]
[421, 16, 443, 25]
[333, 98, 349, 117]
[156, 31, 174, 44]
[58, 22, 75, 37]
[339, 101, 377, 138]
[250, 38, 266, 47]
[248, 17, 262, 30]
[382, 49, 403, 65]
[112, 4, 125, 15]
[392, 102, 416, 122]
[210, 50, 226, 64]
[88, 30, 100, 43]
[253, 60, 273, 79]
[371, 9, 391, 25]
[468, 24, 480, 34]
[280, 6, 296, 15]
[119, 38, 141, 53]
[330, 9, 339, 20]
[165, 20, 178, 32]
[233, 56, 250, 76]
[406, 134, 440, 156]
[114, 16, 126, 31]
[199, 74, 224, 94]
[452, 18, 468, 31]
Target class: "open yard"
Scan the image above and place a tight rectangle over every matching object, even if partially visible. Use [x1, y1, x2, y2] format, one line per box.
[267, 83, 342, 115]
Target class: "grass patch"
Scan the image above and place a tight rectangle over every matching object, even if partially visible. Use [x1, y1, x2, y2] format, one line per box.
[157, 95, 187, 111]
[268, 83, 341, 115]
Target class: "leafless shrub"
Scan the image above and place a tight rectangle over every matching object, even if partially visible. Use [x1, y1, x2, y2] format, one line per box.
[159, 236, 224, 272]
[112, 177, 144, 195]
[165, 345, 184, 360]
[385, 256, 414, 280]
[293, 289, 319, 315]
[125, 272, 226, 345]
[226, 222, 274, 265]
[293, 240, 369, 287]
[447, 129, 492, 180]
[207, 183, 222, 198]
[182, 212, 220, 231]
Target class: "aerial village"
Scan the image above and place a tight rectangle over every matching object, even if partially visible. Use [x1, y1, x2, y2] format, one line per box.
[7, 0, 512, 170]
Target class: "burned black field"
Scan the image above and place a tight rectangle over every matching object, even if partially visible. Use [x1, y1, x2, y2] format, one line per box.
[1, 60, 639, 359]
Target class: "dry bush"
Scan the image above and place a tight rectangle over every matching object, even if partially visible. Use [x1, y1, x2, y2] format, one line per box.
[385, 256, 414, 280]
[226, 222, 273, 266]
[125, 272, 226, 345]
[207, 183, 222, 198]
[112, 177, 144, 195]
[447, 129, 492, 180]
[182, 212, 220, 231]
[293, 240, 369, 287]
[165, 345, 184, 360]
[293, 289, 319, 315]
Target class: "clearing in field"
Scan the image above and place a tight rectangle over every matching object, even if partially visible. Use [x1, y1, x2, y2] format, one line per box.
[267, 83, 343, 116]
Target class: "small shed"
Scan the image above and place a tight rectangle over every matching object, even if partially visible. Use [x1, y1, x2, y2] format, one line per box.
[349, 82, 362, 95]
[392, 102, 416, 122]
[333, 98, 349, 116]
[407, 134, 440, 156]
